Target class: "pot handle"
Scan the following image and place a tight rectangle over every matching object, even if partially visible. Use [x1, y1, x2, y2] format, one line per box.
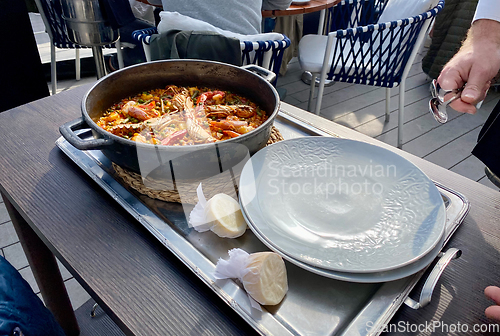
[241, 65, 276, 84]
[59, 117, 114, 150]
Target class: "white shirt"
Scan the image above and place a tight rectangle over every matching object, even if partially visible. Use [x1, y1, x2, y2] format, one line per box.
[473, 0, 500, 23]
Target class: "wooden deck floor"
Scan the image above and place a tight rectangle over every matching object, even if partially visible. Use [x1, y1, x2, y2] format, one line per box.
[276, 51, 500, 191]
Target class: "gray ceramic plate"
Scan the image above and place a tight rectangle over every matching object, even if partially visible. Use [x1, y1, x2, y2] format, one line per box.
[239, 137, 446, 273]
[241, 205, 446, 283]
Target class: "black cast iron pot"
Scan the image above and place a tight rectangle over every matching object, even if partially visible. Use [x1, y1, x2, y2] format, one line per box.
[60, 60, 280, 183]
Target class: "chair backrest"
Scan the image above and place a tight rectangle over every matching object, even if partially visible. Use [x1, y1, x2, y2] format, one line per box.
[378, 0, 439, 23]
[324, 0, 443, 87]
[34, 0, 79, 48]
[132, 28, 291, 86]
[34, 0, 117, 49]
[240, 38, 291, 84]
[325, 0, 389, 32]
[368, 0, 440, 78]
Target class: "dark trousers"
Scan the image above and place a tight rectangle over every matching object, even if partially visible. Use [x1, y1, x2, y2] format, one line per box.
[0, 256, 65, 336]
[115, 18, 155, 67]
[472, 100, 500, 176]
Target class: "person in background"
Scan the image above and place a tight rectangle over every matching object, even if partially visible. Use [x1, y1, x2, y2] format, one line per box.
[103, 0, 156, 70]
[437, 1, 500, 115]
[0, 256, 66, 336]
[421, 0, 478, 80]
[436, 0, 500, 322]
[145, 0, 292, 35]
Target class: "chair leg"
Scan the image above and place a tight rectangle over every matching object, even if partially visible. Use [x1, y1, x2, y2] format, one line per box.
[308, 73, 317, 112]
[317, 9, 326, 35]
[116, 39, 124, 69]
[385, 87, 390, 122]
[75, 49, 80, 81]
[397, 83, 405, 149]
[143, 42, 151, 62]
[314, 73, 327, 116]
[50, 44, 57, 95]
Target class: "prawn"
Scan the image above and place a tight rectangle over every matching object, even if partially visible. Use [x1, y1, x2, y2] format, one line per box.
[205, 105, 256, 118]
[222, 130, 241, 138]
[122, 101, 159, 121]
[144, 114, 174, 132]
[172, 91, 215, 142]
[210, 120, 254, 134]
[196, 91, 225, 110]
[161, 129, 187, 145]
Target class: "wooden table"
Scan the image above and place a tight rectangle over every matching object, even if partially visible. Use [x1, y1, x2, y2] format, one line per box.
[1, 85, 500, 335]
[263, 0, 340, 37]
[262, 0, 339, 18]
[135, 0, 338, 19]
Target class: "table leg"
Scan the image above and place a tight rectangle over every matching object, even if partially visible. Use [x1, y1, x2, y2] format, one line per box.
[1, 193, 80, 336]
[92, 45, 107, 79]
[317, 9, 326, 35]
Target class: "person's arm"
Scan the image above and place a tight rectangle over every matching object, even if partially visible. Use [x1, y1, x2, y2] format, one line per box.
[437, 19, 500, 114]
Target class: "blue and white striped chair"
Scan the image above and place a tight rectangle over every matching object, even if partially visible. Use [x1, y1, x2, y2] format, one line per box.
[299, 0, 444, 148]
[132, 28, 291, 87]
[34, 0, 124, 94]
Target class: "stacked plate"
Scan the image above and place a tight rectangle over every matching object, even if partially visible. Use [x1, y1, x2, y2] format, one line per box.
[239, 137, 446, 283]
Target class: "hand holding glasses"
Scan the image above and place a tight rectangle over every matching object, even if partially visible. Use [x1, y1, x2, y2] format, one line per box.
[429, 79, 483, 123]
[429, 79, 464, 124]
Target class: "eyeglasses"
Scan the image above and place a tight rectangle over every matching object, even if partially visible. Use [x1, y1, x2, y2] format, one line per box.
[429, 79, 465, 124]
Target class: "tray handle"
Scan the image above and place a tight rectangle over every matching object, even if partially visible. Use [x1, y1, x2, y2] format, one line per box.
[405, 248, 461, 310]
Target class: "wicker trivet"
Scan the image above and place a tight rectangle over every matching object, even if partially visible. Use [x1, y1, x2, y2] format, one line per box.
[112, 126, 284, 204]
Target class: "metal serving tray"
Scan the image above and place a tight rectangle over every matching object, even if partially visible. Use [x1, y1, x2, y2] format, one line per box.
[56, 111, 470, 336]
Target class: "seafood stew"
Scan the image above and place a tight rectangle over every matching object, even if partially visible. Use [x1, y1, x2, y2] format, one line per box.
[63, 60, 280, 175]
[96, 85, 268, 146]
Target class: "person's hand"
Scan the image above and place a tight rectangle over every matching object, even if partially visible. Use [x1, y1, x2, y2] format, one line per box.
[485, 286, 500, 321]
[437, 19, 500, 114]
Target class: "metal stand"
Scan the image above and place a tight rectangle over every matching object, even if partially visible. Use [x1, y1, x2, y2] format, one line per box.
[301, 71, 336, 87]
[60, 0, 118, 80]
[92, 46, 107, 79]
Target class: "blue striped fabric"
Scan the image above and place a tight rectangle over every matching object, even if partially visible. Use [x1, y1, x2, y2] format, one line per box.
[326, 0, 389, 32]
[132, 28, 291, 85]
[323, 0, 444, 87]
[131, 27, 158, 45]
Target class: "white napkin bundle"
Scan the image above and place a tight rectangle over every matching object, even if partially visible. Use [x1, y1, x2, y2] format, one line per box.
[188, 183, 247, 238]
[214, 248, 263, 310]
[214, 248, 288, 310]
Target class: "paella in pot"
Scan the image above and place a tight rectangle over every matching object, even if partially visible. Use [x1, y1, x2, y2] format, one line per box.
[60, 60, 280, 183]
